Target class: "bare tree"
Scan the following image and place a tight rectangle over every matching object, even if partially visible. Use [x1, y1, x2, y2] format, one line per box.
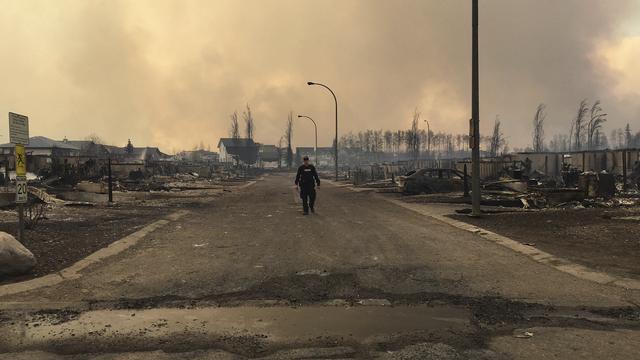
[84, 133, 104, 144]
[383, 130, 393, 152]
[587, 100, 607, 150]
[625, 123, 633, 148]
[285, 112, 294, 168]
[572, 99, 589, 150]
[243, 104, 254, 140]
[549, 134, 569, 152]
[532, 104, 546, 152]
[229, 111, 240, 139]
[405, 109, 421, 164]
[489, 116, 505, 157]
[594, 128, 608, 149]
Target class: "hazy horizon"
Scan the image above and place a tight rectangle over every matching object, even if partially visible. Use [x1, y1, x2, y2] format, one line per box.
[1, 0, 639, 153]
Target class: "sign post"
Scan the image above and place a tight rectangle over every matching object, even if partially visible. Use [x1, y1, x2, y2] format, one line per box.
[9, 112, 29, 243]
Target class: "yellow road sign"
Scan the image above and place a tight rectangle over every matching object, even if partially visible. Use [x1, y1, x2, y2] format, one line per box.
[15, 144, 26, 177]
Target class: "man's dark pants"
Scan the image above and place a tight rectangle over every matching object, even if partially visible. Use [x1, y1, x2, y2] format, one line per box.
[300, 186, 316, 213]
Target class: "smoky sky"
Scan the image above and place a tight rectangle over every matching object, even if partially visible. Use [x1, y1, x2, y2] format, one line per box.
[0, 0, 639, 152]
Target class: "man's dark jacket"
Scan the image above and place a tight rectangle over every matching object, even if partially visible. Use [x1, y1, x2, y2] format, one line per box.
[295, 164, 320, 188]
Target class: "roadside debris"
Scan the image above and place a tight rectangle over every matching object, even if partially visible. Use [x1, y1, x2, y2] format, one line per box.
[391, 163, 640, 211]
[514, 331, 534, 339]
[296, 269, 330, 276]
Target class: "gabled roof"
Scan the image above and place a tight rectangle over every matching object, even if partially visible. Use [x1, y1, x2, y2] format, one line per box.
[218, 138, 256, 148]
[0, 136, 79, 150]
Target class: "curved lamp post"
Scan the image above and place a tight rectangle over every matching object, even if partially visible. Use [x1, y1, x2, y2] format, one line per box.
[297, 115, 318, 165]
[307, 81, 338, 181]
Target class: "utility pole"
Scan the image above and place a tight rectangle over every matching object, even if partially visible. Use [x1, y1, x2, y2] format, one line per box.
[471, 0, 482, 216]
[108, 157, 113, 203]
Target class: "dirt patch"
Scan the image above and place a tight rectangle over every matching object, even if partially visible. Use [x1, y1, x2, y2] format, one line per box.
[0, 205, 171, 285]
[449, 207, 640, 279]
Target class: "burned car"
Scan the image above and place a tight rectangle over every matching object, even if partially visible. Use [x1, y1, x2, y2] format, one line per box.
[400, 168, 468, 195]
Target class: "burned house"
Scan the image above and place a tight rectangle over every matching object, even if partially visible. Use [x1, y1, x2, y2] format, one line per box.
[103, 140, 171, 177]
[0, 136, 81, 179]
[509, 149, 640, 179]
[295, 147, 334, 167]
[218, 138, 258, 166]
[258, 144, 280, 168]
[176, 150, 219, 163]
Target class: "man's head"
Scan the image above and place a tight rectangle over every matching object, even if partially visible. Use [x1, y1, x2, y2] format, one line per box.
[303, 156, 309, 165]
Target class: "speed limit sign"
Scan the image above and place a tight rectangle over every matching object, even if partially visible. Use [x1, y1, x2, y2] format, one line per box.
[16, 176, 27, 203]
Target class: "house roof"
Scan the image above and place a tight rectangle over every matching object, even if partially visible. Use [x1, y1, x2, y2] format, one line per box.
[60, 140, 112, 156]
[259, 145, 280, 161]
[63, 140, 94, 148]
[103, 145, 168, 159]
[217, 138, 258, 163]
[0, 136, 79, 150]
[218, 138, 256, 148]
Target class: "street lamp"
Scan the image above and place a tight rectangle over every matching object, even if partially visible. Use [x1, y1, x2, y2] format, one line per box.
[424, 120, 431, 159]
[297, 115, 318, 165]
[307, 81, 338, 181]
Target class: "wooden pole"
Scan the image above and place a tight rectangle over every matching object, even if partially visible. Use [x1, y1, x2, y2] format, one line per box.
[471, 0, 481, 216]
[622, 150, 627, 191]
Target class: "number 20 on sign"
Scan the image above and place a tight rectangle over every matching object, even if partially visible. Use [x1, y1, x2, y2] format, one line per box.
[16, 176, 27, 203]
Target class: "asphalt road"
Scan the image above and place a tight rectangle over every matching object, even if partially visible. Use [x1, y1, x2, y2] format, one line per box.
[0, 173, 639, 359]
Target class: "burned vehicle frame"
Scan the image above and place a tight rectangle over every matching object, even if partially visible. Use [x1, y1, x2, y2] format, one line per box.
[401, 168, 469, 195]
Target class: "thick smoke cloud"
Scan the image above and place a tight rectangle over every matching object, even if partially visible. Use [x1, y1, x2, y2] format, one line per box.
[0, 0, 638, 151]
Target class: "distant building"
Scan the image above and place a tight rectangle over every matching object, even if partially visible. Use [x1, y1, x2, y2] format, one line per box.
[295, 147, 334, 167]
[176, 149, 219, 163]
[0, 136, 174, 179]
[61, 139, 111, 159]
[103, 140, 170, 164]
[217, 138, 258, 166]
[0, 136, 81, 178]
[0, 136, 80, 157]
[258, 144, 280, 168]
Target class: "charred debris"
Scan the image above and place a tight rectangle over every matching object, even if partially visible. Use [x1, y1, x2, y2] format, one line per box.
[346, 149, 640, 211]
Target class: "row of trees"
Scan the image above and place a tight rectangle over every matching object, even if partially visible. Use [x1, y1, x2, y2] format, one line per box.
[337, 109, 509, 162]
[532, 100, 640, 152]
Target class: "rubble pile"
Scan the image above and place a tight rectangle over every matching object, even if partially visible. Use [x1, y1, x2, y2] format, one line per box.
[482, 165, 639, 209]
[391, 159, 640, 210]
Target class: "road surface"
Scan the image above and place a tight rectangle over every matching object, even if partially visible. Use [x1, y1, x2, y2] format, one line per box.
[0, 173, 638, 359]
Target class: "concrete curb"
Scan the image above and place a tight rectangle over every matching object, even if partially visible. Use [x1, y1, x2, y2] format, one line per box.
[327, 180, 640, 291]
[0, 210, 190, 297]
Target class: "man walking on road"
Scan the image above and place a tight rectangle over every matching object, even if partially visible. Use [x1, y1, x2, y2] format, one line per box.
[295, 156, 320, 215]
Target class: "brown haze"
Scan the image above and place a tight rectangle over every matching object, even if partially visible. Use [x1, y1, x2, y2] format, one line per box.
[0, 0, 639, 152]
